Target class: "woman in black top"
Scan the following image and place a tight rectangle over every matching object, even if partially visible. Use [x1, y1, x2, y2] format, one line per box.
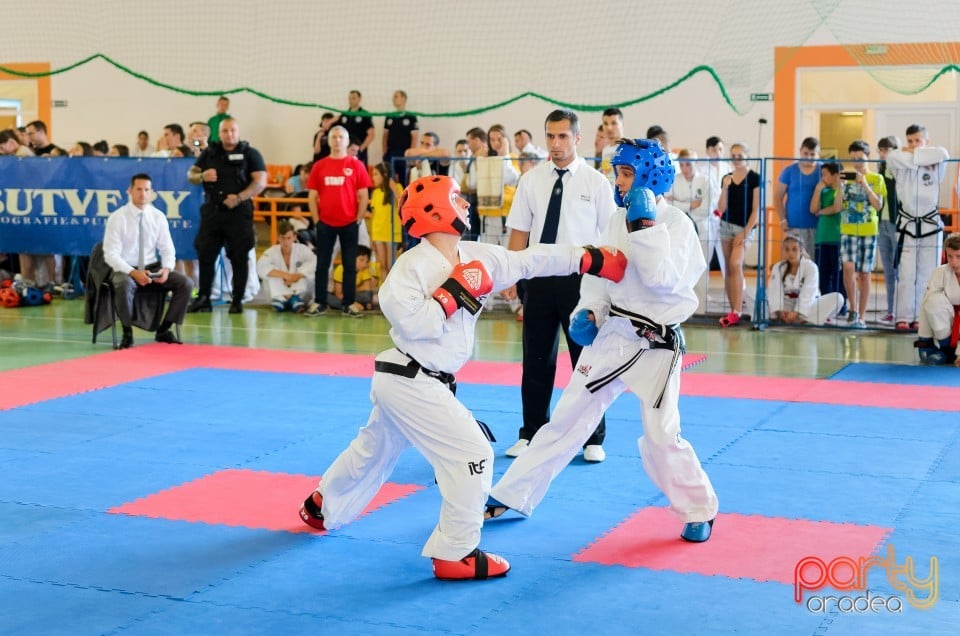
[717, 142, 761, 326]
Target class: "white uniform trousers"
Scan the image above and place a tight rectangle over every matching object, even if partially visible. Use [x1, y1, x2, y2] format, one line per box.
[803, 292, 845, 326]
[491, 326, 718, 523]
[918, 292, 958, 342]
[263, 276, 313, 302]
[317, 348, 493, 561]
[896, 232, 942, 323]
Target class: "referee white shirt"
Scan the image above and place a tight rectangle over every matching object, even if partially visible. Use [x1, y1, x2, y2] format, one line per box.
[102, 202, 177, 275]
[506, 157, 615, 247]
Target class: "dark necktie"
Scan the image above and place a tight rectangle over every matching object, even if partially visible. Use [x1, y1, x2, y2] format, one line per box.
[539, 168, 567, 244]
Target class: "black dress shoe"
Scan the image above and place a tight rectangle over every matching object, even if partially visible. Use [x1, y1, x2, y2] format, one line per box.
[187, 295, 212, 313]
[118, 333, 134, 350]
[228, 300, 243, 314]
[154, 329, 182, 344]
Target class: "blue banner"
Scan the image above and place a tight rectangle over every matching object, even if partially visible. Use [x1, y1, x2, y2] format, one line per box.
[0, 157, 201, 259]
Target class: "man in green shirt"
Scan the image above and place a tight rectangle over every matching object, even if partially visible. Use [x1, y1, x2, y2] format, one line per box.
[207, 96, 230, 143]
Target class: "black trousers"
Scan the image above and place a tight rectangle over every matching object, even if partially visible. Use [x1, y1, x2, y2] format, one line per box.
[315, 220, 359, 308]
[111, 269, 192, 328]
[194, 203, 256, 300]
[520, 274, 605, 446]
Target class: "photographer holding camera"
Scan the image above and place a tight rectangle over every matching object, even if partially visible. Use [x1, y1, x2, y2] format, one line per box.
[187, 117, 267, 314]
[186, 121, 211, 157]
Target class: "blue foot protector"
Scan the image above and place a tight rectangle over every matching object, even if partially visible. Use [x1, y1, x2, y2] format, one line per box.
[680, 518, 715, 543]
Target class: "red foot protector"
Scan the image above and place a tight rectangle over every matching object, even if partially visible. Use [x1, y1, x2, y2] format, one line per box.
[433, 548, 511, 580]
[573, 507, 889, 584]
[109, 468, 423, 534]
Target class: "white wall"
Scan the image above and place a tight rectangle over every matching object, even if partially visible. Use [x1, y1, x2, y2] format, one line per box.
[48, 59, 776, 168]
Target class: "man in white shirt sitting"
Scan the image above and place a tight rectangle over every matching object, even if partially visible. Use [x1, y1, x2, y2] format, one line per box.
[102, 173, 193, 349]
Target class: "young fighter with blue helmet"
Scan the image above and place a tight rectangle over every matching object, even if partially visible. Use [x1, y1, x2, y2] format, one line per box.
[487, 139, 719, 542]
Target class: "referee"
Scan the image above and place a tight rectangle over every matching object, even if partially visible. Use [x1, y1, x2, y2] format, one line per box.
[500, 109, 616, 462]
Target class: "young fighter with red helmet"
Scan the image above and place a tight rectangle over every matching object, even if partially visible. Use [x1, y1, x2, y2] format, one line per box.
[486, 139, 720, 543]
[298, 175, 627, 580]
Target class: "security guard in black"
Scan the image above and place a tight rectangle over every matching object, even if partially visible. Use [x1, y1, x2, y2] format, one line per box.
[187, 117, 266, 313]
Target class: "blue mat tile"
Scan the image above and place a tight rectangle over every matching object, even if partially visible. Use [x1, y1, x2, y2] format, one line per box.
[477, 562, 822, 636]
[127, 602, 372, 636]
[0, 502, 95, 546]
[705, 463, 918, 527]
[0, 453, 219, 510]
[897, 480, 960, 531]
[831, 362, 960, 387]
[194, 538, 519, 632]
[0, 578, 172, 636]
[755, 402, 959, 442]
[0, 514, 306, 598]
[927, 438, 960, 483]
[878, 528, 960, 605]
[713, 428, 944, 480]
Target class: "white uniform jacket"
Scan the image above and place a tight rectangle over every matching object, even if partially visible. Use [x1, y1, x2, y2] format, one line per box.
[255, 243, 317, 280]
[381, 240, 584, 374]
[575, 199, 704, 330]
[767, 257, 821, 319]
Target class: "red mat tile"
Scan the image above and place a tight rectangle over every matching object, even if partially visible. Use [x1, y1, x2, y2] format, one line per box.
[574, 507, 889, 585]
[681, 372, 960, 411]
[0, 345, 706, 411]
[12, 341, 959, 412]
[0, 348, 193, 411]
[108, 468, 423, 534]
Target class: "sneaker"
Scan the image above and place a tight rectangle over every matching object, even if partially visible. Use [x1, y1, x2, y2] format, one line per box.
[271, 298, 286, 312]
[505, 439, 528, 458]
[304, 302, 327, 317]
[719, 312, 740, 327]
[846, 311, 859, 324]
[853, 319, 866, 329]
[583, 444, 606, 462]
[432, 548, 510, 580]
[342, 304, 364, 318]
[879, 312, 895, 324]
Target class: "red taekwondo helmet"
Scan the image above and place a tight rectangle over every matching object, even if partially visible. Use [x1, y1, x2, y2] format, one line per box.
[398, 175, 469, 238]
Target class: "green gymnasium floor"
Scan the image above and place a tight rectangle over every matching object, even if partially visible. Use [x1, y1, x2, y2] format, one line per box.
[0, 296, 921, 377]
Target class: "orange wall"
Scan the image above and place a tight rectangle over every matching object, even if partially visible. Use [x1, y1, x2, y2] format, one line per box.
[0, 62, 51, 133]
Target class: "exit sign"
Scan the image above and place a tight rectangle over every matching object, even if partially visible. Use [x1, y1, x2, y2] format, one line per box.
[750, 93, 773, 102]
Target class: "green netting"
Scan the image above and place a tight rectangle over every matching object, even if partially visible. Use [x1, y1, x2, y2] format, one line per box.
[4, 0, 960, 116]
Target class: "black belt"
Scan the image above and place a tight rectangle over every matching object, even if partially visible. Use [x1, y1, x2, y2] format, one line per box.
[374, 351, 457, 392]
[605, 305, 686, 408]
[608, 305, 684, 353]
[894, 205, 942, 268]
[373, 350, 496, 442]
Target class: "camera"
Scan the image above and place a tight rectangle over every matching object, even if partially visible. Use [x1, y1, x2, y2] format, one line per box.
[192, 139, 201, 147]
[147, 271, 163, 279]
[841, 171, 857, 181]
